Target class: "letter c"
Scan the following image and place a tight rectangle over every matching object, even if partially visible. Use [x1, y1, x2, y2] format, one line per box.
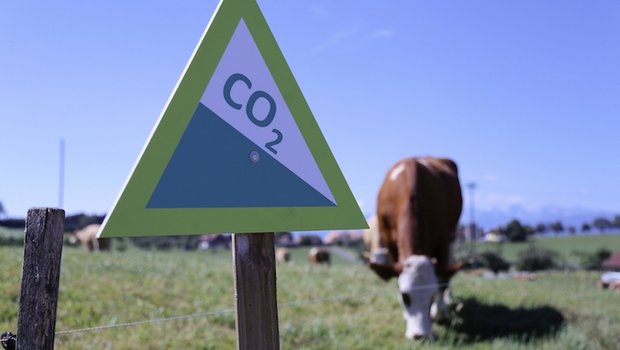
[223, 73, 252, 110]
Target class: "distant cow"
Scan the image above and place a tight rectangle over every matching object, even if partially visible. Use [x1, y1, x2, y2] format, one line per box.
[367, 157, 464, 340]
[69, 224, 111, 252]
[599, 272, 620, 291]
[363, 215, 392, 266]
[276, 247, 291, 263]
[309, 247, 330, 265]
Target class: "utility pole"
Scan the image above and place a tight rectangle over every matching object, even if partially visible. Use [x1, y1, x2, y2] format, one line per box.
[467, 182, 477, 266]
[58, 139, 65, 208]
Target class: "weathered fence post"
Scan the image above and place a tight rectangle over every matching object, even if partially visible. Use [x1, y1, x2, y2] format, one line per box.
[16, 208, 65, 350]
[233, 233, 280, 350]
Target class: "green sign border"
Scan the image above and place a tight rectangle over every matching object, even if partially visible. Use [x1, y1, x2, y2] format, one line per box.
[100, 0, 367, 237]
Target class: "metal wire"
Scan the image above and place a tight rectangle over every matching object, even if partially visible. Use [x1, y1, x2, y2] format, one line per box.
[54, 308, 234, 335]
[53, 281, 454, 336]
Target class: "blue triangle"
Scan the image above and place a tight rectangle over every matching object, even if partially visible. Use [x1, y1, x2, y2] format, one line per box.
[147, 103, 336, 208]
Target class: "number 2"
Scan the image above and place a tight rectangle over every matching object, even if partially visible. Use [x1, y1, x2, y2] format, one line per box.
[265, 129, 283, 154]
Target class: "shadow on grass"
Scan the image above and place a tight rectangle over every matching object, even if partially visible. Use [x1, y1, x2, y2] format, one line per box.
[442, 298, 565, 342]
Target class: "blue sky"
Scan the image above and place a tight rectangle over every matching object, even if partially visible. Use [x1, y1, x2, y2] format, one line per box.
[1, 1, 619, 226]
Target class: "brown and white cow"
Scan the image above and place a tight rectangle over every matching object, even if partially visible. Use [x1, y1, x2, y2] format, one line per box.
[367, 157, 463, 340]
[69, 224, 111, 252]
[309, 247, 330, 265]
[276, 247, 291, 263]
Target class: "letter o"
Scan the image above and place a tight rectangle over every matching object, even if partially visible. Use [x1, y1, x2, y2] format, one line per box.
[246, 90, 276, 127]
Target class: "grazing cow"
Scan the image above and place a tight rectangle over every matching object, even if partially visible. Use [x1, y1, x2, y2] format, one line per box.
[368, 157, 463, 340]
[69, 224, 111, 252]
[309, 247, 330, 265]
[599, 272, 620, 290]
[363, 216, 380, 257]
[276, 247, 291, 263]
[363, 215, 392, 266]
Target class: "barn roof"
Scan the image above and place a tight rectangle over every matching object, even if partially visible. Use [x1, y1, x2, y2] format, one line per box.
[602, 251, 620, 270]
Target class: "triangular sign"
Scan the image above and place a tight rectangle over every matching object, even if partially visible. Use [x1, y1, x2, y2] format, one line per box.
[99, 0, 367, 237]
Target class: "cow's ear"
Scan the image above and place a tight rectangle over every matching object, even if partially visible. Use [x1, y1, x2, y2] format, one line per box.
[369, 262, 401, 281]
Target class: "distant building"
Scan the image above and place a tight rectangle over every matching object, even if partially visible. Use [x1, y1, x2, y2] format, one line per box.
[455, 225, 467, 241]
[602, 251, 620, 271]
[483, 231, 506, 243]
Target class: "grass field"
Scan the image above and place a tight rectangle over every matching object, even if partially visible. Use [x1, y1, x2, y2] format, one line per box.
[1, 234, 619, 349]
[472, 233, 620, 266]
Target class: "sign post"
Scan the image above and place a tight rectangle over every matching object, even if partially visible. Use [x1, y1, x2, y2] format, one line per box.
[98, 0, 367, 348]
[233, 233, 279, 349]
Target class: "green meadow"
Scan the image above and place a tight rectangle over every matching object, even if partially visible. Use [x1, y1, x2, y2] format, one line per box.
[1, 234, 619, 349]
[474, 233, 620, 265]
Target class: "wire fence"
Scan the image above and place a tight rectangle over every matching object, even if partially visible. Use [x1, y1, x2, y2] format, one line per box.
[54, 308, 235, 336]
[53, 282, 452, 336]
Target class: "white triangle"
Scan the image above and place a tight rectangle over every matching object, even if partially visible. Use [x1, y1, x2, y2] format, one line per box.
[199, 19, 336, 204]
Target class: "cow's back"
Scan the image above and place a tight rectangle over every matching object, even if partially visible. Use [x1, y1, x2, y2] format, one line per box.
[75, 224, 111, 251]
[377, 157, 462, 279]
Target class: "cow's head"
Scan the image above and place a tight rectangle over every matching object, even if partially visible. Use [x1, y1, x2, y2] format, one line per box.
[397, 255, 439, 340]
[68, 231, 79, 245]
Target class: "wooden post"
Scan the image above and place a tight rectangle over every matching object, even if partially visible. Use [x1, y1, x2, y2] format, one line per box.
[233, 233, 280, 350]
[17, 208, 65, 350]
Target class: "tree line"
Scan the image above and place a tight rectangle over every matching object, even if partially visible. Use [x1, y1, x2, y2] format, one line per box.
[492, 215, 620, 242]
[0, 212, 105, 232]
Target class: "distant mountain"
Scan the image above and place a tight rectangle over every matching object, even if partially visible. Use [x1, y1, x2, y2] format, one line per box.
[471, 204, 617, 229]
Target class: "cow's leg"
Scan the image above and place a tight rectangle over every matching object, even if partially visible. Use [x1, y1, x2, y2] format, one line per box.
[430, 241, 453, 321]
[369, 247, 391, 265]
[430, 286, 451, 321]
